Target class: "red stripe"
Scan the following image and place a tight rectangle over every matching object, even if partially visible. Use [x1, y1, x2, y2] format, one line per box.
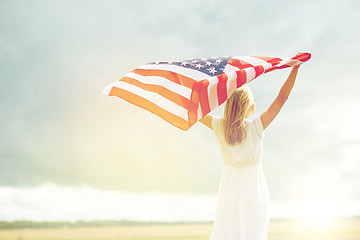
[254, 65, 265, 78]
[252, 56, 283, 66]
[236, 70, 247, 88]
[267, 57, 284, 65]
[188, 81, 202, 125]
[264, 53, 312, 73]
[119, 76, 191, 109]
[109, 87, 190, 131]
[198, 79, 211, 117]
[245, 56, 284, 74]
[228, 58, 253, 69]
[132, 68, 196, 89]
[292, 53, 311, 62]
[217, 73, 228, 106]
[265, 64, 291, 73]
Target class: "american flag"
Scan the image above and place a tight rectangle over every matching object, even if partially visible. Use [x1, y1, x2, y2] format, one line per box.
[103, 53, 311, 130]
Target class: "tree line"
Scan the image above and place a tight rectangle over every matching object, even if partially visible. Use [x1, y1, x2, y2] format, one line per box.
[0, 220, 211, 229]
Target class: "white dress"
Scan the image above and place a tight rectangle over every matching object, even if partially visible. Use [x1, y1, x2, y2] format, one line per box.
[209, 115, 270, 240]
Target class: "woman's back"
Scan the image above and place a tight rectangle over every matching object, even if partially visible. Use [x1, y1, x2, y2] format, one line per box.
[212, 115, 264, 168]
[210, 115, 269, 240]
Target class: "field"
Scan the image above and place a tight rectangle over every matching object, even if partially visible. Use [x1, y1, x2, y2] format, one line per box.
[0, 218, 359, 240]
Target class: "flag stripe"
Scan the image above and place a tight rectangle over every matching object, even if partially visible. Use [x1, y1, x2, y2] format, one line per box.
[136, 64, 210, 81]
[225, 71, 237, 99]
[126, 72, 192, 99]
[109, 86, 190, 130]
[199, 80, 211, 116]
[228, 58, 253, 69]
[236, 69, 247, 88]
[197, 103, 203, 120]
[252, 56, 283, 65]
[132, 69, 196, 89]
[207, 76, 219, 112]
[118, 76, 191, 109]
[254, 65, 265, 78]
[236, 56, 273, 70]
[108, 81, 188, 121]
[244, 68, 256, 82]
[217, 73, 228, 106]
[187, 82, 200, 126]
[265, 62, 294, 73]
[223, 64, 240, 73]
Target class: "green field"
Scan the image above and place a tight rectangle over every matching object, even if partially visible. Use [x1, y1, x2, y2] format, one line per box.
[0, 218, 359, 240]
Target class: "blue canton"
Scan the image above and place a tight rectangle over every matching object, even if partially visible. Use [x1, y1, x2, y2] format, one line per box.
[147, 56, 232, 77]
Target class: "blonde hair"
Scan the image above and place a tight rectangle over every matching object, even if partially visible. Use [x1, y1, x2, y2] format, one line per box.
[223, 86, 254, 145]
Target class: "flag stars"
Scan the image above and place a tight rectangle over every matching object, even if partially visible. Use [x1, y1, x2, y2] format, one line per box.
[208, 67, 217, 74]
[147, 56, 232, 77]
[195, 63, 204, 69]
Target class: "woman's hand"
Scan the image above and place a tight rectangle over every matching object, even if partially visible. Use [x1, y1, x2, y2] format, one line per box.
[287, 52, 305, 67]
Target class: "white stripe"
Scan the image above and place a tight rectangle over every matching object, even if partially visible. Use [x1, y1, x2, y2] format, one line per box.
[197, 102, 203, 121]
[103, 84, 113, 95]
[276, 57, 302, 67]
[239, 56, 271, 66]
[207, 76, 219, 112]
[277, 57, 287, 61]
[126, 72, 192, 99]
[223, 64, 239, 73]
[109, 81, 188, 121]
[244, 68, 256, 83]
[232, 56, 273, 70]
[225, 71, 237, 98]
[136, 64, 210, 81]
[272, 57, 289, 67]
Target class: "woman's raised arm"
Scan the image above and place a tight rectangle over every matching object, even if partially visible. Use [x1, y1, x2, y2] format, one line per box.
[260, 65, 300, 131]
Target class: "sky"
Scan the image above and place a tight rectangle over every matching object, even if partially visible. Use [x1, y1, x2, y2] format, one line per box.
[0, 0, 359, 222]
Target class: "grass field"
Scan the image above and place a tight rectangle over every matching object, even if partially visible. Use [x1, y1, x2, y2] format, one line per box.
[0, 218, 359, 240]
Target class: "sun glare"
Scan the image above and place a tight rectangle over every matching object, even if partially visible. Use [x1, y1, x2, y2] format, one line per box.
[303, 197, 333, 229]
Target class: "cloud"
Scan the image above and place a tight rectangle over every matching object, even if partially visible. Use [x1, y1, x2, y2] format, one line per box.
[1, 183, 358, 222]
[0, 182, 217, 222]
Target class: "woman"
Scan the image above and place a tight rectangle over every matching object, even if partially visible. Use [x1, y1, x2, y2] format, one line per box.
[199, 56, 302, 239]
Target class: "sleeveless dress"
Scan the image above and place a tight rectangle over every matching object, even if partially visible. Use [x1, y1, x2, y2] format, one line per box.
[209, 115, 270, 240]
